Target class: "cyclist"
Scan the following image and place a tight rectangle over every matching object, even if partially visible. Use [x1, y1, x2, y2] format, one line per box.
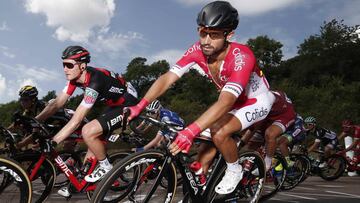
[6, 85, 45, 148]
[240, 90, 296, 169]
[304, 116, 338, 168]
[277, 114, 306, 167]
[127, 1, 275, 194]
[133, 100, 185, 152]
[35, 46, 138, 195]
[338, 119, 360, 165]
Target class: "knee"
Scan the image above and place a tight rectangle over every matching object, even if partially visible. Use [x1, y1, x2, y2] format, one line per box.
[212, 129, 227, 145]
[82, 124, 97, 140]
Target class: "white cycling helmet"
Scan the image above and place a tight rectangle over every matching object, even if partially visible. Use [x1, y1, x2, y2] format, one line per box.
[146, 100, 162, 113]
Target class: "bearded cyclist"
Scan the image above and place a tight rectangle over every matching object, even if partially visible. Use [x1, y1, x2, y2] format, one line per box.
[305, 116, 338, 168]
[35, 46, 138, 197]
[126, 1, 275, 194]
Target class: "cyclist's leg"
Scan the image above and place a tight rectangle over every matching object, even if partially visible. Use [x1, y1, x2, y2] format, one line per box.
[84, 107, 126, 182]
[196, 143, 217, 173]
[82, 120, 106, 160]
[211, 113, 244, 194]
[264, 124, 284, 170]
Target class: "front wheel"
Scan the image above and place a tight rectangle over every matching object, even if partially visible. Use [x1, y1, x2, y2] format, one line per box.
[90, 150, 177, 203]
[207, 151, 266, 203]
[319, 154, 346, 181]
[0, 156, 32, 203]
[13, 152, 56, 203]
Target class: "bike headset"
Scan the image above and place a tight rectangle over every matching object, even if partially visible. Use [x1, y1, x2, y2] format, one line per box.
[197, 1, 239, 42]
[62, 45, 91, 81]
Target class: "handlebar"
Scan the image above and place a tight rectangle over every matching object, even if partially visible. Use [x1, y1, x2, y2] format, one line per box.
[130, 115, 178, 141]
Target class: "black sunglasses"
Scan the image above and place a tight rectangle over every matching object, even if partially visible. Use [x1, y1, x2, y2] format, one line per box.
[63, 62, 81, 69]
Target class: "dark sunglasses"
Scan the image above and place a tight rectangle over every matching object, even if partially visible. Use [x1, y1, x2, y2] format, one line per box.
[63, 62, 80, 69]
[198, 29, 226, 40]
[20, 97, 32, 102]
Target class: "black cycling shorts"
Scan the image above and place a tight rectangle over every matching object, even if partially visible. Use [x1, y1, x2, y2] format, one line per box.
[96, 93, 138, 137]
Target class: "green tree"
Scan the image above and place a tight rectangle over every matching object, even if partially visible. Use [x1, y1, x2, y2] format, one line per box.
[247, 35, 283, 69]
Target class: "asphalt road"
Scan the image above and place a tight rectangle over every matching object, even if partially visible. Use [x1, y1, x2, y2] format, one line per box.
[1, 176, 359, 202]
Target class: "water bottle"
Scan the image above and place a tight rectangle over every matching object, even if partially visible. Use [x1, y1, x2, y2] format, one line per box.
[189, 161, 207, 186]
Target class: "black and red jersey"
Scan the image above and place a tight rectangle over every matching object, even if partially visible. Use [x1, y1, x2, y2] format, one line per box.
[63, 66, 128, 108]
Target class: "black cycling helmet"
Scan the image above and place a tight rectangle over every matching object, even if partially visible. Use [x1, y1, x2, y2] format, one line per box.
[19, 85, 38, 98]
[62, 45, 91, 63]
[197, 1, 239, 31]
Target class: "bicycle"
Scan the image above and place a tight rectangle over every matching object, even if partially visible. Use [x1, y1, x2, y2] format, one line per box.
[5, 114, 134, 202]
[0, 156, 32, 203]
[91, 115, 266, 203]
[297, 145, 346, 181]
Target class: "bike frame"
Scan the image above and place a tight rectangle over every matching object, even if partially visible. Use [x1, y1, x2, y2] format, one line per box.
[29, 149, 98, 192]
[176, 151, 224, 202]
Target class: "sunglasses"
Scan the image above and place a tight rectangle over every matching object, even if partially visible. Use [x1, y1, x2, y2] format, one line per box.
[198, 28, 226, 40]
[20, 97, 32, 102]
[63, 62, 81, 69]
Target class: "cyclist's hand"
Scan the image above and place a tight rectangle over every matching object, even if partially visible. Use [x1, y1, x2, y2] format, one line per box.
[44, 140, 57, 153]
[169, 123, 201, 155]
[127, 98, 150, 121]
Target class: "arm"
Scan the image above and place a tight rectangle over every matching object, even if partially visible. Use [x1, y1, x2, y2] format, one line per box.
[52, 104, 90, 144]
[143, 71, 180, 102]
[128, 71, 180, 120]
[36, 92, 69, 121]
[194, 91, 237, 131]
[338, 131, 347, 141]
[308, 140, 320, 153]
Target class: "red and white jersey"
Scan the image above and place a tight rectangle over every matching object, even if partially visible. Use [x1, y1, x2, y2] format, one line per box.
[170, 42, 270, 103]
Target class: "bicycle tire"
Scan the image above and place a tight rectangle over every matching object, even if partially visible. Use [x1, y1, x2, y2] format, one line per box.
[281, 154, 307, 190]
[259, 153, 287, 201]
[319, 154, 346, 181]
[207, 151, 266, 203]
[0, 156, 32, 203]
[90, 149, 177, 203]
[13, 152, 56, 203]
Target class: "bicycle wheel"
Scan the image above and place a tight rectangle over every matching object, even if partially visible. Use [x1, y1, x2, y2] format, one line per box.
[259, 153, 287, 201]
[13, 152, 56, 203]
[207, 151, 266, 203]
[54, 150, 83, 188]
[0, 156, 32, 203]
[85, 151, 131, 201]
[281, 154, 307, 190]
[319, 154, 346, 181]
[91, 150, 177, 203]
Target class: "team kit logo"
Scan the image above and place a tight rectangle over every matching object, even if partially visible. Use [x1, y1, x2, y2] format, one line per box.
[84, 88, 99, 104]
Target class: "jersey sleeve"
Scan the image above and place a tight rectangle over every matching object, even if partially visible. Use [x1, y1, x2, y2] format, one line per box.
[221, 46, 256, 98]
[80, 87, 99, 108]
[62, 81, 77, 96]
[170, 43, 203, 78]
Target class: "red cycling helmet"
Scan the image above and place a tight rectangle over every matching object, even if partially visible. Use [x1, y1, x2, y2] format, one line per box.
[342, 119, 353, 127]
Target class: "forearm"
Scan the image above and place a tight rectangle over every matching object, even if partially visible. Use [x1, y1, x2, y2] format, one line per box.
[194, 94, 235, 131]
[143, 72, 179, 102]
[338, 132, 347, 141]
[36, 102, 60, 121]
[53, 120, 81, 143]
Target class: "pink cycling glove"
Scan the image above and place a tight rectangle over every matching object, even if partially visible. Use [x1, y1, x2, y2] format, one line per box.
[173, 123, 202, 153]
[128, 98, 149, 120]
